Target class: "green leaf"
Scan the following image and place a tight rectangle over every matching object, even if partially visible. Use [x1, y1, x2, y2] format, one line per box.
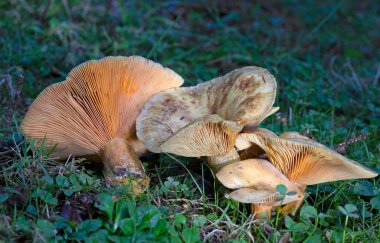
[85, 229, 109, 243]
[43, 174, 54, 185]
[32, 188, 57, 205]
[138, 205, 161, 229]
[353, 181, 375, 196]
[26, 204, 37, 215]
[193, 215, 207, 227]
[344, 204, 357, 214]
[370, 194, 380, 210]
[300, 205, 318, 219]
[15, 216, 32, 232]
[113, 200, 130, 231]
[56, 175, 70, 188]
[348, 213, 359, 219]
[77, 219, 102, 233]
[79, 173, 93, 185]
[305, 231, 321, 243]
[174, 214, 187, 227]
[62, 188, 75, 197]
[291, 222, 310, 232]
[37, 219, 56, 239]
[207, 213, 218, 221]
[284, 216, 296, 229]
[276, 184, 287, 196]
[338, 206, 347, 216]
[69, 174, 80, 186]
[107, 235, 130, 243]
[154, 219, 168, 237]
[95, 193, 115, 220]
[286, 191, 297, 196]
[182, 227, 200, 243]
[120, 218, 134, 236]
[0, 193, 9, 202]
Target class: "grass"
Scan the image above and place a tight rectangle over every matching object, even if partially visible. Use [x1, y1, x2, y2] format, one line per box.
[1, 0, 379, 242]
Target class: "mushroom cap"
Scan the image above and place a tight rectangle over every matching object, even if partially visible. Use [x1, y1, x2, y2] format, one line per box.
[227, 188, 300, 206]
[239, 133, 378, 185]
[21, 56, 184, 158]
[159, 114, 242, 157]
[136, 66, 277, 156]
[216, 159, 301, 193]
[217, 159, 303, 206]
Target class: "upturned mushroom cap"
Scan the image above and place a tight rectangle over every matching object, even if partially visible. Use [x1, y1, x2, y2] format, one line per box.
[239, 133, 378, 185]
[217, 159, 302, 206]
[21, 56, 184, 158]
[136, 66, 277, 156]
[21, 56, 183, 193]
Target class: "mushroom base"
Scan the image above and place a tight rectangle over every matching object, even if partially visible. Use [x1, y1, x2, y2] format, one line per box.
[101, 137, 149, 195]
[251, 198, 305, 221]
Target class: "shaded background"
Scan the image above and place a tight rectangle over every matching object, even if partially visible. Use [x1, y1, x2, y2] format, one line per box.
[1, 1, 379, 146]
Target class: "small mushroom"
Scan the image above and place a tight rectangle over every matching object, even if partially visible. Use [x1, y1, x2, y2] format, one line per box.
[136, 66, 278, 161]
[222, 132, 377, 218]
[216, 159, 303, 205]
[21, 56, 183, 194]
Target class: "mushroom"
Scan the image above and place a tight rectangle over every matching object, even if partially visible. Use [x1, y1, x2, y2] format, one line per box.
[136, 66, 278, 166]
[219, 131, 378, 218]
[21, 56, 184, 194]
[216, 158, 304, 219]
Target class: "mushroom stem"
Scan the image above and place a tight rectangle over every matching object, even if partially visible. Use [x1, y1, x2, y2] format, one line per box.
[252, 204, 272, 220]
[101, 137, 149, 194]
[279, 198, 304, 216]
[207, 149, 240, 173]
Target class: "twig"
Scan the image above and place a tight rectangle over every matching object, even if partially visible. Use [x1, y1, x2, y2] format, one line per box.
[334, 134, 368, 154]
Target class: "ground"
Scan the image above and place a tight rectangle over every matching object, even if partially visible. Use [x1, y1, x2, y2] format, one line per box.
[0, 1, 379, 242]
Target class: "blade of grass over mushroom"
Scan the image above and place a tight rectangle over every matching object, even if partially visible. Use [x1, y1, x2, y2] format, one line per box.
[20, 56, 184, 189]
[239, 133, 378, 185]
[136, 66, 278, 156]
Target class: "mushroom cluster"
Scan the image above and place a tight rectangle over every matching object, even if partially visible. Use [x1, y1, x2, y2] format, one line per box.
[21, 56, 183, 194]
[136, 66, 378, 219]
[22, 56, 377, 219]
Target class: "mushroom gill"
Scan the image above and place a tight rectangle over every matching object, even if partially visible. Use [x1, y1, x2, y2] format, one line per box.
[220, 131, 378, 218]
[21, 56, 184, 194]
[238, 132, 378, 185]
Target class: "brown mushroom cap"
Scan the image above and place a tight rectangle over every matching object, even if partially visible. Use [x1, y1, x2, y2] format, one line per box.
[21, 56, 183, 158]
[136, 66, 277, 156]
[239, 133, 378, 185]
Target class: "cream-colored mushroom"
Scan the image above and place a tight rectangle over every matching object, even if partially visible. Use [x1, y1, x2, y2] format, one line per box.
[21, 56, 183, 194]
[220, 131, 377, 218]
[240, 132, 377, 185]
[136, 66, 278, 167]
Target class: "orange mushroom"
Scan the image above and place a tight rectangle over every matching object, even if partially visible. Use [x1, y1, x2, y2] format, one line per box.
[21, 56, 183, 194]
